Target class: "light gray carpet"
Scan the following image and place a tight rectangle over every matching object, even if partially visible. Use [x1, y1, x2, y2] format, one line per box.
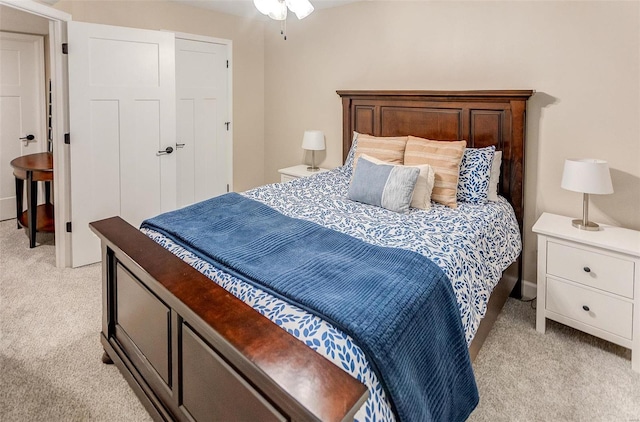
[470, 299, 640, 421]
[1, 218, 639, 421]
[0, 220, 151, 421]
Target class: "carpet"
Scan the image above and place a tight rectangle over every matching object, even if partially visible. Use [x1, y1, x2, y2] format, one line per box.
[1, 218, 639, 421]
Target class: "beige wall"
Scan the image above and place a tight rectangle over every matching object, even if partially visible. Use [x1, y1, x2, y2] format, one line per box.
[55, 0, 266, 192]
[52, 1, 639, 287]
[263, 1, 640, 288]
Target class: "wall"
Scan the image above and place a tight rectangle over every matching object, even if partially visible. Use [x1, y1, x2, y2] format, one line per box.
[0, 4, 50, 33]
[263, 1, 640, 289]
[54, 0, 266, 192]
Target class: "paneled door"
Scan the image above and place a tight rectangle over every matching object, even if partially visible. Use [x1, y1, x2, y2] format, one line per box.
[176, 37, 230, 208]
[68, 22, 176, 267]
[0, 32, 45, 221]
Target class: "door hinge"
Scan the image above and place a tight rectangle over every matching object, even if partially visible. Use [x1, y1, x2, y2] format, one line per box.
[225, 122, 230, 131]
[62, 43, 68, 54]
[227, 184, 230, 193]
[64, 133, 70, 145]
[66, 222, 72, 233]
[226, 60, 229, 68]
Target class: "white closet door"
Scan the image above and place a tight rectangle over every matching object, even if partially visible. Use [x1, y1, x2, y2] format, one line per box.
[68, 21, 176, 267]
[176, 37, 229, 208]
[0, 32, 45, 221]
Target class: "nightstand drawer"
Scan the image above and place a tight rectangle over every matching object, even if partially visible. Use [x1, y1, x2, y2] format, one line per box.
[547, 241, 634, 298]
[280, 175, 296, 183]
[546, 278, 633, 339]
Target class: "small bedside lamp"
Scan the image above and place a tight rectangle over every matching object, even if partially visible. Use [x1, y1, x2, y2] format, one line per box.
[561, 158, 614, 231]
[301, 130, 325, 172]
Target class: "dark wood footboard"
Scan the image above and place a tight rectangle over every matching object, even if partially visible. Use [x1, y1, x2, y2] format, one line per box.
[90, 217, 368, 422]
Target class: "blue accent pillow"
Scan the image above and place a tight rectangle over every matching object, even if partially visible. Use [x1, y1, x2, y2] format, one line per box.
[457, 146, 495, 203]
[347, 155, 419, 214]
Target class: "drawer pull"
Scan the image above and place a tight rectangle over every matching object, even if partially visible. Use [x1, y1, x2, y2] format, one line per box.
[582, 305, 590, 312]
[583, 266, 591, 273]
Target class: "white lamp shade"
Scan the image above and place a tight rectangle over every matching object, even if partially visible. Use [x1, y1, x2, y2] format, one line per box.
[286, 0, 314, 19]
[561, 158, 614, 194]
[255, 0, 314, 20]
[253, 0, 277, 15]
[301, 130, 325, 151]
[268, 1, 287, 20]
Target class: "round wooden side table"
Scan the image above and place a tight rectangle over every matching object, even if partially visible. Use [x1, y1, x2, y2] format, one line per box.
[10, 152, 54, 248]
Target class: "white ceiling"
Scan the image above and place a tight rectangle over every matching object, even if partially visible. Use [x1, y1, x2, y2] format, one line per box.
[168, 0, 360, 19]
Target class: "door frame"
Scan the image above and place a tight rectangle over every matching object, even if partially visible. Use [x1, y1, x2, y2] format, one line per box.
[174, 31, 233, 193]
[0, 0, 71, 267]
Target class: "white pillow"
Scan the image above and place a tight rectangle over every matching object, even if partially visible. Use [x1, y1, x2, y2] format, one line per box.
[360, 154, 435, 210]
[487, 150, 502, 201]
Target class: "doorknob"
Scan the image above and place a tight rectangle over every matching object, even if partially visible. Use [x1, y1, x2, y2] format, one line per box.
[20, 134, 35, 145]
[157, 146, 174, 155]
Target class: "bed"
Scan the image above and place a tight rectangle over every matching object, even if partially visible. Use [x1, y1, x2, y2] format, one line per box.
[90, 90, 533, 422]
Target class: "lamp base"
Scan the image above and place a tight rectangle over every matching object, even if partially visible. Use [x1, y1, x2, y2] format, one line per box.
[571, 219, 600, 231]
[306, 166, 320, 172]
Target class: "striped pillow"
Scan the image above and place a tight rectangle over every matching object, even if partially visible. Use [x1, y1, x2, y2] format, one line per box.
[361, 154, 435, 210]
[353, 133, 408, 170]
[347, 155, 419, 214]
[404, 136, 466, 208]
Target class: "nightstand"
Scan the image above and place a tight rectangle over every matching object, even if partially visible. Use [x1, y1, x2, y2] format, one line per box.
[278, 165, 329, 183]
[533, 212, 640, 372]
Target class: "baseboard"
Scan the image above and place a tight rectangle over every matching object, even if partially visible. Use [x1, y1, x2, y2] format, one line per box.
[521, 279, 537, 300]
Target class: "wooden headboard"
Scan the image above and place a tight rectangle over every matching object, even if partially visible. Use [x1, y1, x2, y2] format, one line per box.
[337, 90, 534, 287]
[337, 90, 533, 226]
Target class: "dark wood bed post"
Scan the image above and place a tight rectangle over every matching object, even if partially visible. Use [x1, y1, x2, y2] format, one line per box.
[509, 98, 528, 296]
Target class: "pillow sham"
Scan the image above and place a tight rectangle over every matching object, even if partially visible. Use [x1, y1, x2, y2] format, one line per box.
[347, 155, 419, 214]
[487, 150, 502, 202]
[404, 136, 466, 208]
[362, 154, 435, 210]
[457, 146, 496, 204]
[353, 133, 408, 171]
[342, 131, 359, 176]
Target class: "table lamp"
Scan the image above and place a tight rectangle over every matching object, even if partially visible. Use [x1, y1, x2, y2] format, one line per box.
[561, 158, 614, 231]
[301, 130, 325, 171]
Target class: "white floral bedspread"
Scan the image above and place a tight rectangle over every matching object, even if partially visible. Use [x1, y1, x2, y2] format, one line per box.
[142, 167, 521, 422]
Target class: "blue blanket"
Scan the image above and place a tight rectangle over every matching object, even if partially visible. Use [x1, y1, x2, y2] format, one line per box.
[142, 193, 478, 422]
